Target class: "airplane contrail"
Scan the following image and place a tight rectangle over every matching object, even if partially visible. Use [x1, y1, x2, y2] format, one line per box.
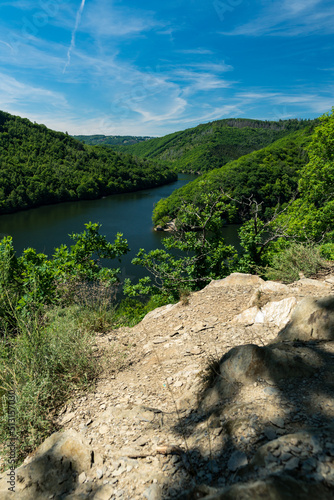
[63, 0, 86, 73]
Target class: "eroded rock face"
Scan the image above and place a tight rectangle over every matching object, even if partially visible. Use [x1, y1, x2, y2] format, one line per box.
[277, 296, 334, 342]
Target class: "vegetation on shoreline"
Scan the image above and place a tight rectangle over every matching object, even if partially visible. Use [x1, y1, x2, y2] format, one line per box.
[0, 111, 176, 215]
[152, 126, 315, 227]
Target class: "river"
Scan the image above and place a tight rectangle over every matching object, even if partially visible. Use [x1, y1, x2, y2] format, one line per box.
[0, 174, 240, 283]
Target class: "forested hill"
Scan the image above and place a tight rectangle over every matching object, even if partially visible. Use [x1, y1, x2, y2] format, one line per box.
[152, 124, 315, 225]
[109, 117, 316, 173]
[72, 134, 153, 146]
[0, 111, 176, 214]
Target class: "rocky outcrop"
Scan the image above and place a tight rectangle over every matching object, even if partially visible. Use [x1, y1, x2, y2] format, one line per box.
[154, 220, 177, 232]
[277, 296, 334, 342]
[0, 272, 333, 499]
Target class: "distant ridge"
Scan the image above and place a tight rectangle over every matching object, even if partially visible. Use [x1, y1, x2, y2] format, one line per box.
[72, 134, 154, 146]
[152, 123, 317, 225]
[108, 117, 316, 174]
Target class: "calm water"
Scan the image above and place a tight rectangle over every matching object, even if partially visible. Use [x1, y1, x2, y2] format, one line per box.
[0, 174, 240, 283]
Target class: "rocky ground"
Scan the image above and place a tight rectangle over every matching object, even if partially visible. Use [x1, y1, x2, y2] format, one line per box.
[1, 272, 334, 499]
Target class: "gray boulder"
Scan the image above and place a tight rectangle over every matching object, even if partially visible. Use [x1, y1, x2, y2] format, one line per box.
[0, 429, 94, 500]
[277, 296, 334, 342]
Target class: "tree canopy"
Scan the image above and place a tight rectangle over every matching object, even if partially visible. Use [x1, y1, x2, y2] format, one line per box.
[152, 125, 315, 226]
[0, 111, 176, 214]
[109, 117, 316, 174]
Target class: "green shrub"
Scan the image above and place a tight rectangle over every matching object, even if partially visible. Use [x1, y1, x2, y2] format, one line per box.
[114, 293, 174, 327]
[0, 307, 99, 464]
[319, 242, 334, 260]
[263, 243, 326, 283]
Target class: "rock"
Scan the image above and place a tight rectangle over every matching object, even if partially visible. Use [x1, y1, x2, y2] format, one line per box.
[258, 297, 297, 328]
[96, 468, 104, 479]
[207, 273, 265, 288]
[263, 427, 277, 441]
[270, 417, 285, 428]
[152, 337, 167, 344]
[78, 471, 87, 483]
[141, 303, 176, 321]
[203, 341, 320, 405]
[277, 296, 334, 341]
[0, 430, 93, 499]
[99, 424, 109, 435]
[260, 281, 289, 293]
[233, 297, 297, 329]
[284, 457, 300, 470]
[59, 411, 76, 425]
[143, 483, 162, 500]
[25, 429, 93, 473]
[2, 271, 333, 500]
[91, 484, 115, 500]
[201, 475, 333, 499]
[233, 306, 260, 326]
[227, 451, 248, 472]
[220, 343, 316, 386]
[297, 278, 332, 290]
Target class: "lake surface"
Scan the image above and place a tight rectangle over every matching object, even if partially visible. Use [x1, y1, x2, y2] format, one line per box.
[0, 174, 240, 283]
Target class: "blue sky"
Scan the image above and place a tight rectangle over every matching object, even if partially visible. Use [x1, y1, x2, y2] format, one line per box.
[0, 0, 333, 136]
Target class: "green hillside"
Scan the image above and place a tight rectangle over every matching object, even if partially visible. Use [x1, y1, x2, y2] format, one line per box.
[111, 118, 315, 173]
[152, 124, 316, 226]
[72, 134, 153, 146]
[0, 111, 176, 214]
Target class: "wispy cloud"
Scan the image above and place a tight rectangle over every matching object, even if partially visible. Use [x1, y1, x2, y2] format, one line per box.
[173, 69, 232, 92]
[0, 40, 13, 51]
[80, 0, 163, 39]
[63, 0, 86, 73]
[222, 0, 334, 36]
[236, 89, 334, 115]
[177, 49, 214, 55]
[0, 72, 68, 109]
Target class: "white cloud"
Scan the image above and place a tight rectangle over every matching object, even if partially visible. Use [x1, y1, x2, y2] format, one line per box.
[0, 72, 68, 109]
[222, 0, 334, 36]
[80, 0, 163, 39]
[236, 89, 334, 116]
[177, 49, 214, 55]
[173, 69, 232, 92]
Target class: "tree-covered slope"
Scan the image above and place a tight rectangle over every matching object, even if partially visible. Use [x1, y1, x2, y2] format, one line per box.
[111, 118, 315, 173]
[72, 134, 153, 146]
[152, 124, 316, 225]
[0, 111, 176, 214]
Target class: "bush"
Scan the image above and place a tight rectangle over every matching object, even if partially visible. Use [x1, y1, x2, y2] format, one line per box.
[0, 307, 99, 464]
[263, 243, 326, 283]
[319, 242, 334, 261]
[0, 223, 128, 466]
[114, 293, 174, 327]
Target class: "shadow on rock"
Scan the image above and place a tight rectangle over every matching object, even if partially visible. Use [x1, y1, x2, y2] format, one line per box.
[161, 296, 334, 499]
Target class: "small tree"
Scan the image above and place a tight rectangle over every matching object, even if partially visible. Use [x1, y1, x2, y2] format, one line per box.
[124, 192, 237, 299]
[0, 222, 129, 333]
